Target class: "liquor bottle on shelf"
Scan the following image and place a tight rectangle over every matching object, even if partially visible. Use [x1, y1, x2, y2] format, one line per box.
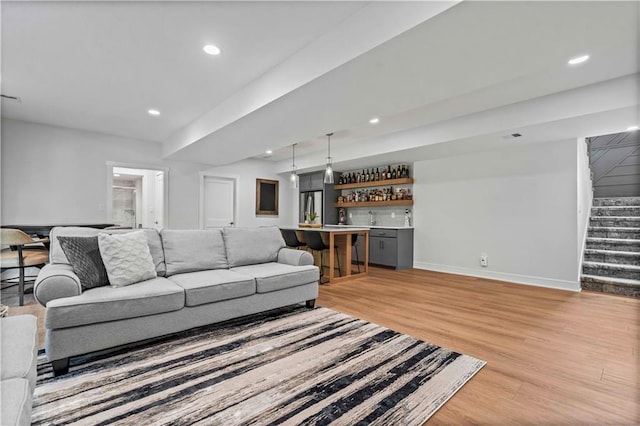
[386, 166, 391, 179]
[375, 168, 380, 181]
[391, 167, 397, 179]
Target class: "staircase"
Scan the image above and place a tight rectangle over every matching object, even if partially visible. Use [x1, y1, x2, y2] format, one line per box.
[581, 197, 640, 298]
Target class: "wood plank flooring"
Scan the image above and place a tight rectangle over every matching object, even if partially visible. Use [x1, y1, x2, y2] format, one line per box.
[4, 267, 639, 424]
[318, 267, 640, 425]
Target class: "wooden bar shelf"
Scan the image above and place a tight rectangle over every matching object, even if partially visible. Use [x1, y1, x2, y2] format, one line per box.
[335, 199, 414, 208]
[334, 177, 414, 190]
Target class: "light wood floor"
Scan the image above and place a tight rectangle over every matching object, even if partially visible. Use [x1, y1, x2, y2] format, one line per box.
[5, 267, 639, 424]
[319, 267, 640, 425]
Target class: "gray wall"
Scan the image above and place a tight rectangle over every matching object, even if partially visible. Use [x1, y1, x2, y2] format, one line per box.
[412, 139, 580, 291]
[1, 119, 293, 228]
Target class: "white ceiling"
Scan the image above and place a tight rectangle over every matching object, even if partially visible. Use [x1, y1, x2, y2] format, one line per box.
[2, 1, 639, 169]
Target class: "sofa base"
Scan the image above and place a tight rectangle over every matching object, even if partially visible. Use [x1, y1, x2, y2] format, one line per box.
[51, 358, 69, 376]
[306, 298, 316, 308]
[46, 282, 318, 366]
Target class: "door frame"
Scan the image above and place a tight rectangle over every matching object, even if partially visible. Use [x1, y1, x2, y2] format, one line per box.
[199, 172, 239, 229]
[106, 161, 169, 227]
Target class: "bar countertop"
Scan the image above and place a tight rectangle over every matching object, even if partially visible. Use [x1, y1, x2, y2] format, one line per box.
[280, 226, 370, 232]
[323, 224, 414, 230]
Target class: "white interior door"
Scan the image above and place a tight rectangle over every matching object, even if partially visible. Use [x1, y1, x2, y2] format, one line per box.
[153, 172, 164, 229]
[202, 176, 235, 228]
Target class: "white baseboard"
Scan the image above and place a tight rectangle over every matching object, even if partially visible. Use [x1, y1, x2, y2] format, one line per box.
[413, 262, 581, 292]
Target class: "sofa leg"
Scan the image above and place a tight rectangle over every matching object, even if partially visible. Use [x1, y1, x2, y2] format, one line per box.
[306, 299, 316, 309]
[51, 358, 69, 376]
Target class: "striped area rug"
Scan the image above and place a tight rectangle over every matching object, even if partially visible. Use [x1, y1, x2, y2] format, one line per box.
[33, 307, 485, 425]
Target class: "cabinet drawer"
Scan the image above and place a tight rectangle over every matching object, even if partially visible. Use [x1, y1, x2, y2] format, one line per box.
[370, 228, 397, 238]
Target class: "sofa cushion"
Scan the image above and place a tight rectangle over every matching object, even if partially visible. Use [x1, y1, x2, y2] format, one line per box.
[161, 229, 228, 276]
[169, 270, 256, 307]
[46, 277, 184, 329]
[1, 315, 38, 391]
[98, 231, 157, 287]
[1, 378, 32, 426]
[223, 227, 285, 268]
[50, 227, 167, 277]
[57, 236, 110, 290]
[231, 262, 318, 293]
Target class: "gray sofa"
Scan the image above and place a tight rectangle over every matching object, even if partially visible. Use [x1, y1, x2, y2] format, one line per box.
[34, 226, 319, 376]
[0, 314, 38, 426]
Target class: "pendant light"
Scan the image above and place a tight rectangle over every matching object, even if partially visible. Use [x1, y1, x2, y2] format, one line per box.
[324, 133, 334, 184]
[289, 143, 299, 189]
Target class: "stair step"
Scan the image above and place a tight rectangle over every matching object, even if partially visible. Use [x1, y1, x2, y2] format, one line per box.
[587, 226, 640, 239]
[586, 238, 640, 252]
[581, 274, 640, 298]
[591, 206, 640, 217]
[583, 249, 640, 266]
[592, 197, 640, 207]
[589, 216, 640, 228]
[582, 261, 640, 280]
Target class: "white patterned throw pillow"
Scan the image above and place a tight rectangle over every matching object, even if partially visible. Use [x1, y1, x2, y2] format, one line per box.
[98, 230, 157, 287]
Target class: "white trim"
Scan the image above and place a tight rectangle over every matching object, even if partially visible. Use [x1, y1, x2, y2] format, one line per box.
[106, 162, 170, 227]
[413, 261, 581, 292]
[199, 172, 239, 229]
[578, 196, 593, 274]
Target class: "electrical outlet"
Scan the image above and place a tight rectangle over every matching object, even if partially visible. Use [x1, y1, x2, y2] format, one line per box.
[349, 212, 353, 218]
[391, 212, 396, 219]
[480, 254, 488, 267]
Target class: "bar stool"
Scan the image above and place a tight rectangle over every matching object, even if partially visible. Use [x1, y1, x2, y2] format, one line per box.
[303, 231, 341, 283]
[280, 229, 306, 250]
[351, 234, 361, 273]
[0, 228, 49, 306]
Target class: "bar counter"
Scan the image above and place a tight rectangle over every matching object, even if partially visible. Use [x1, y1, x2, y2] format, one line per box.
[280, 226, 369, 284]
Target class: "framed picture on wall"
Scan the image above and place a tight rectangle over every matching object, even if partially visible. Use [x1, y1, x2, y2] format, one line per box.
[256, 178, 279, 215]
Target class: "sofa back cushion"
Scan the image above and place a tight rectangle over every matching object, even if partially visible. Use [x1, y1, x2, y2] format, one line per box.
[161, 229, 228, 276]
[50, 227, 166, 277]
[223, 226, 285, 268]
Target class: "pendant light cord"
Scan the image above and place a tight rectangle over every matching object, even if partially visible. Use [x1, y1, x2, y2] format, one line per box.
[292, 143, 296, 167]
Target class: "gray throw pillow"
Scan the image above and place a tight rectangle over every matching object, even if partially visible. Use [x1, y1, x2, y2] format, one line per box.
[98, 231, 157, 287]
[57, 236, 110, 290]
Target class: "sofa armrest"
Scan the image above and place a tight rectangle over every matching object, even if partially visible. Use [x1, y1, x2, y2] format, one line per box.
[277, 248, 314, 266]
[34, 264, 82, 307]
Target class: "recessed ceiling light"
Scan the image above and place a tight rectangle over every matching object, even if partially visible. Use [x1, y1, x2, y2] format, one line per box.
[203, 44, 221, 55]
[627, 125, 639, 131]
[265, 150, 273, 155]
[369, 117, 380, 124]
[568, 55, 589, 65]
[113, 174, 121, 177]
[148, 109, 160, 116]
